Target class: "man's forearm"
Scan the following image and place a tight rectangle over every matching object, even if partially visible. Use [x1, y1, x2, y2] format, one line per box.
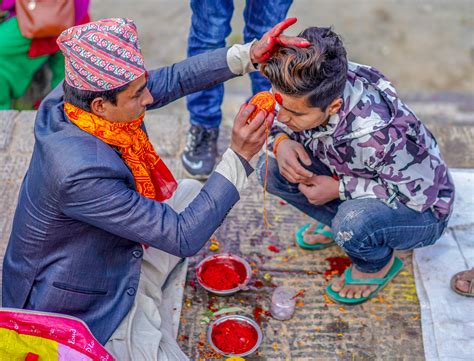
[146, 43, 256, 110]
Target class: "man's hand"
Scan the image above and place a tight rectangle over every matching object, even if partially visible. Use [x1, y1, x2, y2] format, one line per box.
[275, 137, 313, 183]
[250, 18, 311, 64]
[298, 175, 340, 205]
[230, 104, 275, 162]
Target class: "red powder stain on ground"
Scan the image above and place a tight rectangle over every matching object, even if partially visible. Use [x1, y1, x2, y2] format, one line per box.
[324, 256, 352, 280]
[268, 245, 281, 253]
[253, 306, 271, 326]
[253, 280, 264, 289]
[188, 280, 196, 288]
[207, 301, 219, 312]
[211, 319, 258, 354]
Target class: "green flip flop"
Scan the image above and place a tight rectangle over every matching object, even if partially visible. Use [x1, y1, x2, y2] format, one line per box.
[326, 257, 404, 304]
[295, 223, 336, 250]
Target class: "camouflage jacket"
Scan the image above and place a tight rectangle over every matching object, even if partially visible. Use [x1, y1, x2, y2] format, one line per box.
[269, 62, 455, 220]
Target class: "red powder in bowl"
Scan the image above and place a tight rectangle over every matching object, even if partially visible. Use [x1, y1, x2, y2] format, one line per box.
[211, 319, 258, 354]
[198, 258, 247, 291]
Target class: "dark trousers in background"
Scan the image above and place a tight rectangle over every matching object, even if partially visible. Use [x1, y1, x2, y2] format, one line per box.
[187, 0, 293, 128]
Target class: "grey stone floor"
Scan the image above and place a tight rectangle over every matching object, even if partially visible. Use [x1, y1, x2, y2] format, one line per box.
[0, 93, 473, 359]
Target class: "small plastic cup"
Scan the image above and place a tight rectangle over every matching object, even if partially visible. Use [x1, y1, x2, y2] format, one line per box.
[270, 286, 296, 321]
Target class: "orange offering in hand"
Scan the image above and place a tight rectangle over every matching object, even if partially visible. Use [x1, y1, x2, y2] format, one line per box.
[248, 91, 276, 122]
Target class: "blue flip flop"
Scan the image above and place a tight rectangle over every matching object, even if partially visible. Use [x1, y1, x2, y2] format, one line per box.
[326, 257, 404, 304]
[295, 223, 336, 250]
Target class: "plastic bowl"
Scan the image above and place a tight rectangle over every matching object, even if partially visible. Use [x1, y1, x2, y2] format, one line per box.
[207, 315, 263, 357]
[195, 253, 252, 295]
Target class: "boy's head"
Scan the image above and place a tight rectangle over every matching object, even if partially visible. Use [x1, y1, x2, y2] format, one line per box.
[261, 27, 347, 131]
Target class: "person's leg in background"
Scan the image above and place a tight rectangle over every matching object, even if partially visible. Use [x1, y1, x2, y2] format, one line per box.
[243, 0, 293, 95]
[182, 0, 234, 179]
[0, 17, 50, 109]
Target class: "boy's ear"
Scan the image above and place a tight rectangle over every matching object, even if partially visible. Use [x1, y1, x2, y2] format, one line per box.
[327, 97, 343, 116]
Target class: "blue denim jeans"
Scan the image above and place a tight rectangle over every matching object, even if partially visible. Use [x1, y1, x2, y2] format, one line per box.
[257, 154, 449, 273]
[187, 0, 293, 128]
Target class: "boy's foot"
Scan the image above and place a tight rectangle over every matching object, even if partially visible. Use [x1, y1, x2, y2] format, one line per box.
[181, 125, 219, 180]
[302, 222, 333, 245]
[451, 268, 474, 296]
[330, 255, 395, 300]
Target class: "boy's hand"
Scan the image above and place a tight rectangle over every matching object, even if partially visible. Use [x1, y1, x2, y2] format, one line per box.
[298, 175, 340, 205]
[250, 18, 311, 64]
[230, 104, 275, 162]
[275, 138, 313, 183]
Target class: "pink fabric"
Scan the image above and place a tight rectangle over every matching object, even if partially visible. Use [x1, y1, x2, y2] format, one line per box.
[29, 14, 90, 58]
[1, 0, 89, 22]
[0, 309, 114, 360]
[57, 344, 93, 361]
[57, 18, 146, 91]
[74, 0, 90, 24]
[0, 0, 15, 12]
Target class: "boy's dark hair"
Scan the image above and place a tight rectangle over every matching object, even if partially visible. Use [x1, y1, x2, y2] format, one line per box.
[63, 81, 130, 112]
[261, 27, 348, 111]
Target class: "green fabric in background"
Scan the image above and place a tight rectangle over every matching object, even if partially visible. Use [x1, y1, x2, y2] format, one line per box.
[0, 16, 64, 109]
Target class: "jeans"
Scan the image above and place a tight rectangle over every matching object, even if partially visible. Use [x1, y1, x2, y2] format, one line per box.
[187, 0, 293, 128]
[257, 154, 449, 273]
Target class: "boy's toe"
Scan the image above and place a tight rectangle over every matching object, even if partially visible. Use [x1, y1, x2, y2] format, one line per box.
[362, 288, 372, 298]
[331, 276, 345, 292]
[354, 289, 363, 299]
[346, 288, 355, 299]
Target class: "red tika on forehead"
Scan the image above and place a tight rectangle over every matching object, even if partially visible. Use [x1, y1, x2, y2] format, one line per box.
[274, 92, 283, 106]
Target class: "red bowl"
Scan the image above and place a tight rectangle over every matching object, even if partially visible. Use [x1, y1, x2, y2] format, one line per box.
[195, 253, 252, 295]
[207, 315, 263, 357]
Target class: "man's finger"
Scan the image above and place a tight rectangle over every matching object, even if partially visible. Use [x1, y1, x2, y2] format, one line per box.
[254, 111, 274, 137]
[276, 35, 311, 48]
[235, 104, 256, 127]
[247, 109, 266, 130]
[268, 17, 297, 37]
[254, 122, 267, 139]
[265, 111, 275, 129]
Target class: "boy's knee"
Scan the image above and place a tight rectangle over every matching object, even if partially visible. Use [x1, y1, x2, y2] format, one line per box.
[332, 199, 384, 249]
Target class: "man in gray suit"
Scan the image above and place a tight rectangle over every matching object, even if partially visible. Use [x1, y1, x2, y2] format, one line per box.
[2, 17, 308, 360]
